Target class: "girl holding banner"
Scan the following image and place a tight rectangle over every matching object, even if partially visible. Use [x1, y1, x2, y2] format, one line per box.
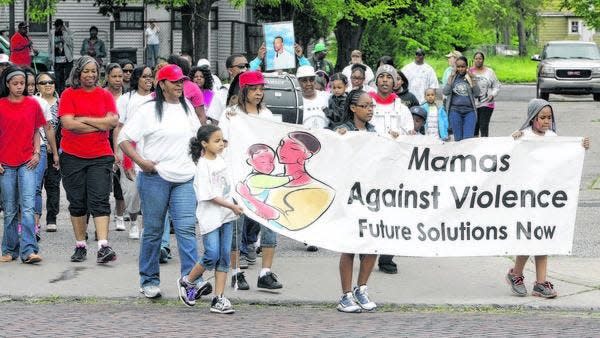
[334, 89, 378, 313]
[506, 99, 590, 298]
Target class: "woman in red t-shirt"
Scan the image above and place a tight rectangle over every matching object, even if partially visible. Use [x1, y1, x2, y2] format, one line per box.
[0, 66, 46, 264]
[58, 56, 119, 264]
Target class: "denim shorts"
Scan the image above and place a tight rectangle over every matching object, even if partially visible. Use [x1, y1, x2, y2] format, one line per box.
[200, 222, 233, 272]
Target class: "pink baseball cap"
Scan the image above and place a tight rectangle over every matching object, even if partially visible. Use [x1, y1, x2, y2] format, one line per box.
[239, 71, 265, 88]
[156, 64, 188, 82]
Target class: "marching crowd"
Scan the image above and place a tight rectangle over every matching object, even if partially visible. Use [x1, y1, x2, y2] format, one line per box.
[0, 22, 591, 314]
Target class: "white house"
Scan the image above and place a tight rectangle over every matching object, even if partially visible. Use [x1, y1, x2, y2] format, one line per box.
[0, 0, 262, 78]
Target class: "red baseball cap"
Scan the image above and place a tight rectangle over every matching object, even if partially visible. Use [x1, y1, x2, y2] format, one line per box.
[156, 64, 188, 82]
[239, 71, 265, 88]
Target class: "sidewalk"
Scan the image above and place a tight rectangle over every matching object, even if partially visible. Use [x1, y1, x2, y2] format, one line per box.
[1, 253, 598, 311]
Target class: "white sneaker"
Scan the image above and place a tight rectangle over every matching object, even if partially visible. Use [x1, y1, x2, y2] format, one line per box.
[129, 224, 140, 239]
[115, 216, 126, 231]
[46, 223, 57, 232]
[140, 285, 161, 298]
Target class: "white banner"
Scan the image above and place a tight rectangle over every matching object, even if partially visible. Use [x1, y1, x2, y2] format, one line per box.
[226, 114, 585, 257]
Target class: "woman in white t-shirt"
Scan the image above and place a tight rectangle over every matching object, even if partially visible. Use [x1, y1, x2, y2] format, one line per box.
[113, 65, 154, 239]
[118, 64, 201, 299]
[219, 71, 284, 291]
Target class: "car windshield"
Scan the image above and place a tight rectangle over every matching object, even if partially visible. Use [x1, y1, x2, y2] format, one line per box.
[544, 44, 600, 60]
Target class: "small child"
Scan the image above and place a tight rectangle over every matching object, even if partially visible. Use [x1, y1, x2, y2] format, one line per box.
[178, 124, 243, 314]
[409, 106, 427, 135]
[421, 88, 449, 140]
[325, 73, 348, 129]
[507, 98, 589, 298]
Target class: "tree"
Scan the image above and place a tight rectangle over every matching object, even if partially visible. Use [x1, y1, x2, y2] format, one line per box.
[561, 0, 600, 30]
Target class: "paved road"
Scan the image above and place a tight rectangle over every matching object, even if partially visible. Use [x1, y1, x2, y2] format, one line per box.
[0, 301, 598, 337]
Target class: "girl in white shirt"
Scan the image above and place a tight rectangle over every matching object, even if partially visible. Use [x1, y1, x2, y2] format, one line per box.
[177, 124, 243, 314]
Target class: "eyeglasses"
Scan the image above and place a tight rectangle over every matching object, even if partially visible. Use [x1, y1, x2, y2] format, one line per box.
[37, 81, 55, 85]
[355, 103, 376, 109]
[231, 63, 249, 69]
[123, 69, 134, 73]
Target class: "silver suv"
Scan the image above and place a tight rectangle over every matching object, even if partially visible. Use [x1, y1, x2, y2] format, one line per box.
[532, 41, 600, 101]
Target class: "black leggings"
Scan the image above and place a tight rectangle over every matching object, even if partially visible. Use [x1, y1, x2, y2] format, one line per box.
[475, 106, 494, 137]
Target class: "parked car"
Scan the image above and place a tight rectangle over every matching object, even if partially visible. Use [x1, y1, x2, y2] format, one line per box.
[532, 41, 600, 101]
[0, 35, 52, 72]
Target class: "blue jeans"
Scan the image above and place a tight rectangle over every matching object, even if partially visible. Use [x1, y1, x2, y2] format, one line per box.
[146, 44, 160, 68]
[232, 215, 277, 250]
[161, 211, 171, 251]
[449, 110, 477, 141]
[200, 222, 233, 272]
[137, 172, 198, 287]
[1, 164, 39, 260]
[34, 144, 47, 216]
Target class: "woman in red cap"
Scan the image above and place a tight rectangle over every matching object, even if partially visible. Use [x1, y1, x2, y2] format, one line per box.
[119, 64, 205, 299]
[59, 55, 119, 265]
[219, 70, 284, 291]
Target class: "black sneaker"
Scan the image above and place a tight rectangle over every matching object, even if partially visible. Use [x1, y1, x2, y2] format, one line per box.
[70, 246, 87, 262]
[159, 247, 169, 264]
[231, 272, 250, 290]
[379, 263, 398, 274]
[97, 246, 117, 264]
[257, 271, 283, 289]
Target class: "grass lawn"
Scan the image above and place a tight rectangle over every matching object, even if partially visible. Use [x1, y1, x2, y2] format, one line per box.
[397, 55, 538, 84]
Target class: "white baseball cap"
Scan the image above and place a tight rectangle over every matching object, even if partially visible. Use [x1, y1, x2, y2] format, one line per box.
[296, 65, 316, 78]
[197, 58, 210, 67]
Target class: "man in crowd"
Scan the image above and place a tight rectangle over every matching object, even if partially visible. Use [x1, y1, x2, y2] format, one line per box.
[401, 48, 438, 104]
[310, 43, 334, 77]
[52, 19, 74, 94]
[342, 50, 374, 86]
[9, 22, 35, 67]
[250, 42, 310, 72]
[81, 26, 106, 66]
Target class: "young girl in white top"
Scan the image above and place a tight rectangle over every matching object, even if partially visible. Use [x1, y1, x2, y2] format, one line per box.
[507, 99, 589, 298]
[177, 124, 243, 314]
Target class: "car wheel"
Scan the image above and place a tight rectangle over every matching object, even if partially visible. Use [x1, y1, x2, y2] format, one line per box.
[536, 83, 549, 101]
[594, 94, 600, 102]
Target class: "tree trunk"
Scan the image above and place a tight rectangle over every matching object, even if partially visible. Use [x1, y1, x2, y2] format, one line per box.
[334, 17, 366, 72]
[180, 4, 194, 56]
[193, 0, 214, 60]
[515, 0, 527, 56]
[502, 25, 511, 45]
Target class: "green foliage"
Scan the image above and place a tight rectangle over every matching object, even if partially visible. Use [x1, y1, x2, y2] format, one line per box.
[398, 55, 538, 83]
[360, 21, 402, 69]
[561, 0, 600, 30]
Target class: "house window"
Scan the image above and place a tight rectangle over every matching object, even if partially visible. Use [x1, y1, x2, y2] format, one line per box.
[211, 7, 218, 30]
[569, 19, 580, 34]
[28, 22, 47, 33]
[172, 9, 182, 30]
[115, 8, 144, 30]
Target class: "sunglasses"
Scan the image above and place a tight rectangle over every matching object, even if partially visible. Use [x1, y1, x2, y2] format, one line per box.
[37, 81, 55, 85]
[123, 69, 134, 73]
[232, 63, 249, 69]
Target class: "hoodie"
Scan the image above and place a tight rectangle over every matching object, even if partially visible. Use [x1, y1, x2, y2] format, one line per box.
[519, 98, 556, 132]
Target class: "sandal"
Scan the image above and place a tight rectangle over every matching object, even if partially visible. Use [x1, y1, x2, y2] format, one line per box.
[0, 254, 14, 262]
[23, 253, 42, 264]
